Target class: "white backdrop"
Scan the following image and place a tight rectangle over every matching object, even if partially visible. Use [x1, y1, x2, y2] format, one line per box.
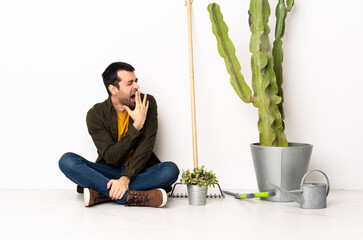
[1, 0, 362, 190]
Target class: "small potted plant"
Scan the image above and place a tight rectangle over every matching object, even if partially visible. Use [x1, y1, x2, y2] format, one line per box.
[181, 166, 218, 206]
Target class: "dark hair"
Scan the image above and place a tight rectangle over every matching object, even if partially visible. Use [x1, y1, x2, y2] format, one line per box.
[102, 62, 135, 96]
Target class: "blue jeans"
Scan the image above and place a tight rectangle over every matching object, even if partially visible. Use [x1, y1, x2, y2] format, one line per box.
[58, 152, 179, 204]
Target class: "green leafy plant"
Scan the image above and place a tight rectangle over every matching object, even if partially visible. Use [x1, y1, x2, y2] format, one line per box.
[208, 0, 295, 147]
[181, 166, 218, 188]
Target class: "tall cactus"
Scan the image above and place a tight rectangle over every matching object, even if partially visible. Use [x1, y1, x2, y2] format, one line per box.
[273, 0, 294, 129]
[208, 0, 294, 147]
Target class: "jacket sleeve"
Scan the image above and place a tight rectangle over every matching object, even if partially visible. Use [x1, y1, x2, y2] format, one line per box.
[121, 95, 158, 181]
[86, 106, 141, 166]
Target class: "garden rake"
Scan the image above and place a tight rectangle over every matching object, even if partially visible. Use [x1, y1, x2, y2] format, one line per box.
[168, 0, 224, 199]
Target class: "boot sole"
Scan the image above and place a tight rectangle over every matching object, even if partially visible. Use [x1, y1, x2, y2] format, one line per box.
[84, 188, 90, 207]
[157, 188, 167, 207]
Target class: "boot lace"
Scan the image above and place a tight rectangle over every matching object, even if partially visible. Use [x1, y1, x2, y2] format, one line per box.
[94, 193, 111, 204]
[128, 192, 151, 206]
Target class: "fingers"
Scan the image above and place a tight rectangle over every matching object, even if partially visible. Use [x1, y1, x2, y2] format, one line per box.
[109, 186, 117, 200]
[107, 180, 113, 189]
[146, 100, 149, 112]
[127, 92, 149, 131]
[107, 180, 117, 199]
[107, 179, 129, 200]
[123, 105, 131, 114]
[140, 93, 148, 114]
[136, 91, 141, 108]
[115, 188, 126, 200]
[137, 92, 148, 108]
[126, 92, 147, 110]
[143, 93, 148, 107]
[112, 188, 120, 200]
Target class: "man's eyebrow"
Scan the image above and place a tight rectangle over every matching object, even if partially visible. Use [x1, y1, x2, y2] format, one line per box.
[127, 78, 138, 84]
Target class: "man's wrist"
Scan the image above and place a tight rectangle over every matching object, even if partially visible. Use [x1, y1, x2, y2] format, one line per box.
[120, 176, 130, 184]
[133, 122, 142, 131]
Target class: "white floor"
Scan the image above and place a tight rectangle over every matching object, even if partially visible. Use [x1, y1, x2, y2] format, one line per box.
[1, 189, 362, 240]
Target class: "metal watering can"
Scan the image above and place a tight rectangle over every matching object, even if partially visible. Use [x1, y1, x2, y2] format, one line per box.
[268, 170, 330, 209]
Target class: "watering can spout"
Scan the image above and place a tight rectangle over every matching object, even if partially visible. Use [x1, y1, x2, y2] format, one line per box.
[267, 182, 304, 206]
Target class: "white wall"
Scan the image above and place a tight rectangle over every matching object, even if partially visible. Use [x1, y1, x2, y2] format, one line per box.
[1, 0, 362, 190]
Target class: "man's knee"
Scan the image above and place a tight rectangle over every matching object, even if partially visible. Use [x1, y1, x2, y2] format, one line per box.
[58, 152, 79, 173]
[162, 161, 180, 181]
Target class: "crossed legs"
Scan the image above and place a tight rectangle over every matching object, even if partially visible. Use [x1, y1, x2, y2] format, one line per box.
[58, 152, 179, 204]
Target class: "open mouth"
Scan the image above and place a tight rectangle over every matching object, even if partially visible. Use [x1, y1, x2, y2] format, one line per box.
[130, 94, 136, 103]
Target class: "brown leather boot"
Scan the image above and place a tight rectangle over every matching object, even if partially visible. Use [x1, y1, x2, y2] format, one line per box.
[126, 189, 167, 207]
[84, 188, 112, 207]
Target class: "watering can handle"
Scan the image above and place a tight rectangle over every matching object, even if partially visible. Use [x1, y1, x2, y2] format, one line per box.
[300, 170, 330, 197]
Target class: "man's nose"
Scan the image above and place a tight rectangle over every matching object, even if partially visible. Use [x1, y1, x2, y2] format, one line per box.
[133, 82, 139, 89]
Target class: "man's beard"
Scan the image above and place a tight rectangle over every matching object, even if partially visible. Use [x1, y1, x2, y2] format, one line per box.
[119, 96, 135, 109]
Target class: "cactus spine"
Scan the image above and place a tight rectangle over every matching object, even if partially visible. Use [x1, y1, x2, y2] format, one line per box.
[208, 0, 293, 147]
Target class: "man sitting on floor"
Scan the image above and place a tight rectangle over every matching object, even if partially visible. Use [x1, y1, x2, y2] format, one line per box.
[59, 62, 179, 207]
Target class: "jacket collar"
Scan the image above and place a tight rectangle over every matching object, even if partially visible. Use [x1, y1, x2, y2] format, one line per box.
[105, 97, 114, 111]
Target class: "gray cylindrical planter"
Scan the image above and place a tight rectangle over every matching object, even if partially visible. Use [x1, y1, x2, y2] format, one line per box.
[187, 185, 208, 206]
[251, 142, 313, 202]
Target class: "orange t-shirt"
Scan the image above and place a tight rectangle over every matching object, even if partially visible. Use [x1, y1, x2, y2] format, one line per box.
[116, 111, 135, 166]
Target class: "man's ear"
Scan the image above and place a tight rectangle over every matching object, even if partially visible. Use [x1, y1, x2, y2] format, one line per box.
[108, 85, 118, 95]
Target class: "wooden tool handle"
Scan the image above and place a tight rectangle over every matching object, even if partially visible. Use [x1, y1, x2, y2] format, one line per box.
[186, 0, 198, 169]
